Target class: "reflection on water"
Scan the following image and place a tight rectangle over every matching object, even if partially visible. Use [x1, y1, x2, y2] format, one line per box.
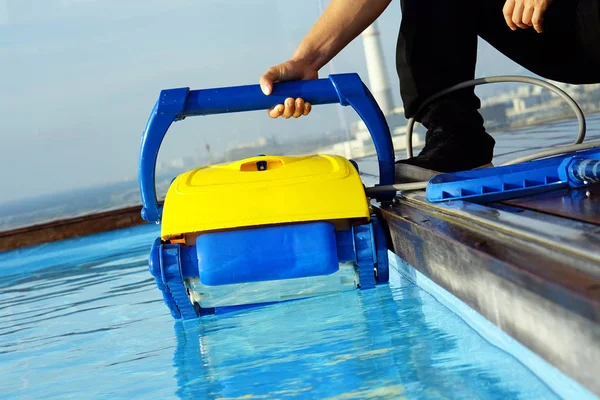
[172, 275, 558, 400]
[0, 223, 571, 399]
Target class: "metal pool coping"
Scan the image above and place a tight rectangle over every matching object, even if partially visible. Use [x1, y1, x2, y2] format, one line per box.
[0, 204, 155, 252]
[376, 192, 600, 397]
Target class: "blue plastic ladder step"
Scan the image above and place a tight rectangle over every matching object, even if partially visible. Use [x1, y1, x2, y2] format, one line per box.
[426, 148, 600, 203]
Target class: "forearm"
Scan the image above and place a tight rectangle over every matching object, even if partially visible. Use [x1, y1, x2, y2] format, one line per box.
[292, 0, 392, 70]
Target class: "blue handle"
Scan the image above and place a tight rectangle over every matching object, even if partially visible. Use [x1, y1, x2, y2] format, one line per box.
[138, 73, 396, 223]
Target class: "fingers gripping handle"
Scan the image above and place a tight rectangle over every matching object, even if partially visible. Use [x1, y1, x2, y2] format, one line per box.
[138, 73, 396, 223]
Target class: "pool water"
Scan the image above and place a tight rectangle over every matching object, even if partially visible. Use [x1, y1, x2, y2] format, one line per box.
[0, 223, 594, 399]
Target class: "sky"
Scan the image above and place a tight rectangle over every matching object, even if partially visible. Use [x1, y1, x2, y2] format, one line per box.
[0, 0, 533, 203]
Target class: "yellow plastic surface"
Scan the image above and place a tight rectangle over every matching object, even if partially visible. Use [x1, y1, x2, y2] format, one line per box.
[160, 154, 370, 238]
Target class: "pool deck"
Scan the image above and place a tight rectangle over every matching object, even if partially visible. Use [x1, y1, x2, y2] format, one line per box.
[0, 203, 155, 252]
[375, 183, 600, 396]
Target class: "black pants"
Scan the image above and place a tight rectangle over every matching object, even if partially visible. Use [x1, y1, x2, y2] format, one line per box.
[396, 0, 600, 131]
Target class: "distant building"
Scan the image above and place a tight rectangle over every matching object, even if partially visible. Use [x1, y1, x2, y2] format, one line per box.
[361, 21, 394, 116]
[224, 136, 281, 161]
[314, 108, 426, 159]
[476, 79, 600, 130]
[479, 103, 509, 131]
[313, 22, 427, 159]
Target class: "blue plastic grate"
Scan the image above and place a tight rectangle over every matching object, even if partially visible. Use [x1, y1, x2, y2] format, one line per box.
[426, 148, 600, 203]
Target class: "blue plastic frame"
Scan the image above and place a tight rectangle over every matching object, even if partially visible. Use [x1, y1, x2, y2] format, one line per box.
[148, 218, 390, 319]
[138, 73, 396, 223]
[426, 148, 600, 203]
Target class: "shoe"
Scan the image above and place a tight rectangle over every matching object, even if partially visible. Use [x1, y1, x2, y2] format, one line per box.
[395, 127, 495, 183]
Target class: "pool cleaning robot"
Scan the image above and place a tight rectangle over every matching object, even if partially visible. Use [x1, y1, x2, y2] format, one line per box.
[138, 73, 397, 320]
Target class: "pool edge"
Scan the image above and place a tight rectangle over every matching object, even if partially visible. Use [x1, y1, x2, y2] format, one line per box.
[375, 195, 600, 398]
[388, 252, 598, 400]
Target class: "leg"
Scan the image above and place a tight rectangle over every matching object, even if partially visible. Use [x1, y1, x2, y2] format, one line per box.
[397, 0, 600, 112]
[395, 0, 495, 180]
[395, 0, 600, 180]
[396, 0, 483, 130]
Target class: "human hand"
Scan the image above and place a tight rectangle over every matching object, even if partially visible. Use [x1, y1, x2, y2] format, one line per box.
[503, 0, 553, 33]
[259, 59, 318, 119]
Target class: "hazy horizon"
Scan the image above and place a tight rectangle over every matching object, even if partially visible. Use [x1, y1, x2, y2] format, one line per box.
[1, 0, 537, 203]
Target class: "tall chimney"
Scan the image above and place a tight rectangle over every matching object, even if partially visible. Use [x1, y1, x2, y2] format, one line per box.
[361, 21, 394, 116]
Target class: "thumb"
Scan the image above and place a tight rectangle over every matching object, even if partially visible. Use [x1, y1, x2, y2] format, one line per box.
[259, 66, 281, 95]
